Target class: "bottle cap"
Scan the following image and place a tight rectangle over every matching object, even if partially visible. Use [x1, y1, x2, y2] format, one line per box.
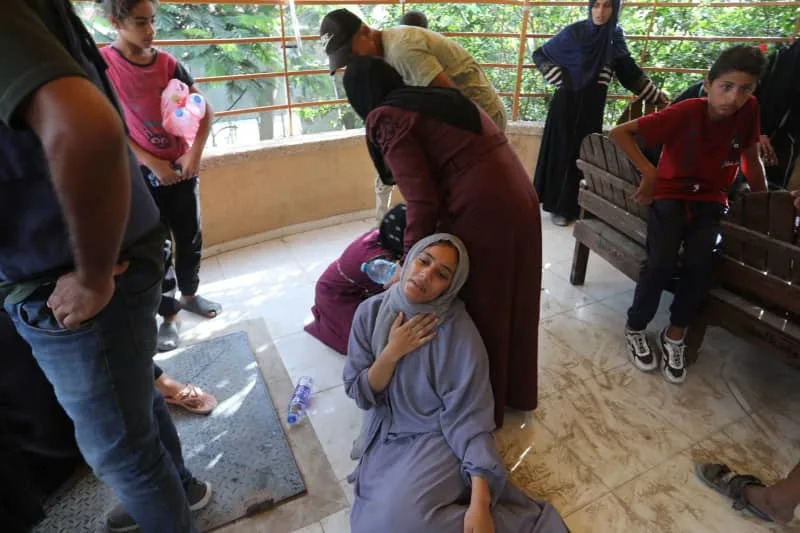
[287, 413, 297, 424]
[360, 262, 368, 272]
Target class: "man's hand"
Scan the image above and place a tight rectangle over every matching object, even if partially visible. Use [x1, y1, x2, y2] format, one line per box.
[464, 504, 494, 533]
[758, 135, 778, 166]
[47, 261, 129, 329]
[176, 151, 201, 181]
[151, 158, 182, 185]
[633, 169, 657, 205]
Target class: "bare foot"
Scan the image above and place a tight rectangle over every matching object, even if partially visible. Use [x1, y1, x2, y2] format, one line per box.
[155, 373, 187, 398]
[743, 484, 795, 524]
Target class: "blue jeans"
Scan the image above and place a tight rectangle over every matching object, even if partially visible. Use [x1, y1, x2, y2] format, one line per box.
[4, 237, 196, 532]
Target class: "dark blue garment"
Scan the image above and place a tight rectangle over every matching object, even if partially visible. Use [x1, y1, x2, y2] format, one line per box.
[0, 1, 159, 282]
[541, 0, 630, 91]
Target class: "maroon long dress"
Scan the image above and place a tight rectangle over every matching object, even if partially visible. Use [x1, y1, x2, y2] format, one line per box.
[365, 106, 542, 427]
[305, 229, 393, 354]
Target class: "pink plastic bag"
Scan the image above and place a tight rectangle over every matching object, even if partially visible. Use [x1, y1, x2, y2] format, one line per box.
[161, 79, 206, 143]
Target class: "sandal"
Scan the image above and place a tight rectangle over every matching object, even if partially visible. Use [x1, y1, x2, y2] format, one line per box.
[157, 321, 180, 352]
[181, 295, 222, 318]
[694, 462, 774, 522]
[164, 384, 218, 415]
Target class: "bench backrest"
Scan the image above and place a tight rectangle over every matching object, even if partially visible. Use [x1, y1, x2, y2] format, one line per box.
[719, 191, 800, 317]
[616, 96, 665, 125]
[576, 134, 648, 245]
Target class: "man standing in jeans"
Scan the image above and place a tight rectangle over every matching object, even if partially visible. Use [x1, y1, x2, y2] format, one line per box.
[0, 1, 209, 531]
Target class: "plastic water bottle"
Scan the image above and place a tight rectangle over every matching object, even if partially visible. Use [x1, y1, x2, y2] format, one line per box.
[361, 258, 397, 285]
[163, 107, 200, 140]
[287, 376, 313, 425]
[185, 93, 207, 119]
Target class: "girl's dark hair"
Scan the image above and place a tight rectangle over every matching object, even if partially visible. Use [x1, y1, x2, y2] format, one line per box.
[103, 0, 158, 20]
[708, 45, 766, 82]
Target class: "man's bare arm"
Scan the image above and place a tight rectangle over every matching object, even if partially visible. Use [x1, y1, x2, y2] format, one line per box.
[18, 75, 130, 287]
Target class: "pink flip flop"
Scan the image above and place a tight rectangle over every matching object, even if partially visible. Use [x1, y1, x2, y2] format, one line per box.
[164, 384, 218, 415]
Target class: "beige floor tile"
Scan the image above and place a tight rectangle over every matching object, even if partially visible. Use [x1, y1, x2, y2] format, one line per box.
[178, 267, 307, 334]
[283, 221, 375, 284]
[768, 390, 800, 429]
[198, 256, 225, 284]
[275, 332, 346, 394]
[537, 327, 624, 400]
[306, 385, 361, 480]
[564, 492, 652, 533]
[540, 269, 596, 319]
[542, 228, 579, 265]
[292, 522, 325, 533]
[599, 288, 673, 323]
[717, 344, 800, 411]
[603, 353, 750, 442]
[495, 410, 609, 516]
[339, 480, 354, 506]
[691, 405, 800, 486]
[217, 239, 306, 285]
[615, 451, 784, 533]
[320, 508, 351, 533]
[255, 282, 316, 340]
[549, 254, 636, 301]
[534, 372, 692, 489]
[540, 301, 630, 372]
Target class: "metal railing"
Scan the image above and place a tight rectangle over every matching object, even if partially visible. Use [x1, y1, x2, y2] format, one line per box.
[101, 0, 800, 134]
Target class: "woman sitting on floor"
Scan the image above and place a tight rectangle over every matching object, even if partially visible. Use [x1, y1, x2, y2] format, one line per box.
[305, 204, 406, 354]
[343, 233, 568, 533]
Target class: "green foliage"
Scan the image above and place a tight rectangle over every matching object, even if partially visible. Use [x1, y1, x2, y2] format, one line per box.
[77, 1, 799, 140]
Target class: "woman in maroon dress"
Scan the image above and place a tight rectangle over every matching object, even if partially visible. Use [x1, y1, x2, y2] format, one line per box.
[305, 204, 406, 354]
[343, 57, 542, 427]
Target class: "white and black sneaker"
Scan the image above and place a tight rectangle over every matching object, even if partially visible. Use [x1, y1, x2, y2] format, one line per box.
[624, 328, 657, 372]
[658, 328, 687, 384]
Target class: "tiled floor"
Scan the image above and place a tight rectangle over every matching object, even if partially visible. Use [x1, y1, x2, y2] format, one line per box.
[174, 216, 800, 532]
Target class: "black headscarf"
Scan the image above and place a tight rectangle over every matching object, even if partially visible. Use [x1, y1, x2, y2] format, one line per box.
[343, 56, 483, 184]
[377, 203, 406, 257]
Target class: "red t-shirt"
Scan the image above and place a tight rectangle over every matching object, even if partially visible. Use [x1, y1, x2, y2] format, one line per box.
[637, 97, 760, 204]
[100, 46, 193, 163]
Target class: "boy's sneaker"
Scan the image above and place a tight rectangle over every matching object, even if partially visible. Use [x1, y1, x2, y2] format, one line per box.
[105, 478, 212, 532]
[658, 328, 687, 384]
[624, 327, 657, 372]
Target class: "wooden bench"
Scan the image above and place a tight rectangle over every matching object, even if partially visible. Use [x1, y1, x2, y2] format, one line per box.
[616, 96, 665, 125]
[570, 133, 800, 366]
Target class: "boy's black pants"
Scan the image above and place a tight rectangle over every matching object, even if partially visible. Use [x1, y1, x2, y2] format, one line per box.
[142, 168, 203, 318]
[627, 199, 725, 331]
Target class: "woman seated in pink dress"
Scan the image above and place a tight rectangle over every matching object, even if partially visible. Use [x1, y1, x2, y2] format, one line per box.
[305, 204, 406, 354]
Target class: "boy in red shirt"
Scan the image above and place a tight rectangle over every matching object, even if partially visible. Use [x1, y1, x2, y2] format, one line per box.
[609, 46, 767, 384]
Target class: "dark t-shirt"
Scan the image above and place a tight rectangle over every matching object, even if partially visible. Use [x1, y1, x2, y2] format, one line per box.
[0, 0, 160, 283]
[637, 97, 760, 204]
